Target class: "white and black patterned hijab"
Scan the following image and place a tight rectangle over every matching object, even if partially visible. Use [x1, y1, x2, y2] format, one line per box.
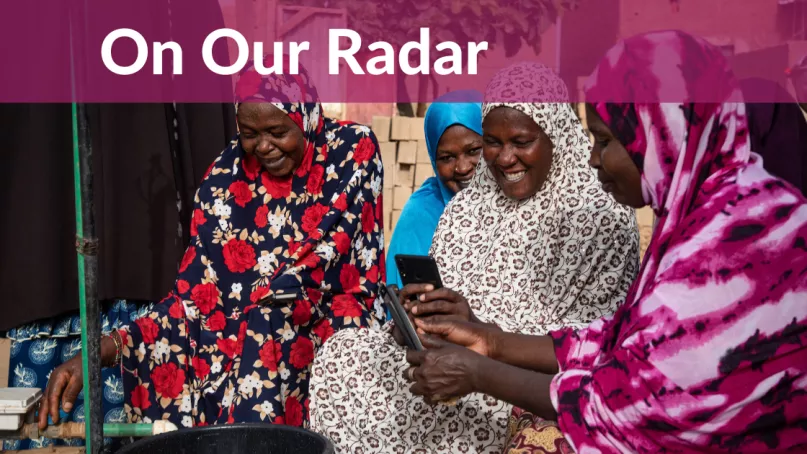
[430, 62, 640, 335]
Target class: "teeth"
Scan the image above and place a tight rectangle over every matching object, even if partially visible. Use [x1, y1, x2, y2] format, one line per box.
[503, 171, 526, 182]
[457, 180, 471, 189]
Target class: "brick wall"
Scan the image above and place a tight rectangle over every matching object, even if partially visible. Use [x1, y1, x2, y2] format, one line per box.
[371, 115, 432, 248]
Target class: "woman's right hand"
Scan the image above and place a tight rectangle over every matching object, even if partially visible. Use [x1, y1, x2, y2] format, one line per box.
[38, 355, 83, 430]
[400, 284, 479, 324]
[413, 318, 499, 358]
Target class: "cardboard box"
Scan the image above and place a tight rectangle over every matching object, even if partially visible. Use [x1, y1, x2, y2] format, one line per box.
[392, 210, 403, 229]
[391, 116, 411, 141]
[396, 141, 418, 165]
[0, 339, 11, 387]
[416, 140, 430, 163]
[394, 163, 415, 188]
[414, 163, 435, 187]
[383, 187, 393, 217]
[393, 186, 413, 210]
[380, 142, 397, 191]
[409, 117, 426, 141]
[371, 116, 392, 142]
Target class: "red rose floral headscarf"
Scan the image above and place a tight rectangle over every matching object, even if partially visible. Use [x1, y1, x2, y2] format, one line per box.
[121, 57, 387, 428]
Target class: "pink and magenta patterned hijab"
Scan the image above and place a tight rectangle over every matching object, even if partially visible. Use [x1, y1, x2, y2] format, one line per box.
[586, 31, 807, 302]
[550, 31, 807, 452]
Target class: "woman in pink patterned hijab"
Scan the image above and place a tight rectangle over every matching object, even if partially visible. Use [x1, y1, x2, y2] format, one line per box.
[406, 31, 807, 453]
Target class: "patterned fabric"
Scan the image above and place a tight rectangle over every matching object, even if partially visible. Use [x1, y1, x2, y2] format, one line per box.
[2, 301, 152, 451]
[504, 409, 574, 454]
[121, 60, 387, 429]
[307, 63, 639, 454]
[551, 31, 807, 453]
[434, 62, 640, 336]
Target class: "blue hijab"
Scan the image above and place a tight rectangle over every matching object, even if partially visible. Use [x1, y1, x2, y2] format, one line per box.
[385, 90, 483, 288]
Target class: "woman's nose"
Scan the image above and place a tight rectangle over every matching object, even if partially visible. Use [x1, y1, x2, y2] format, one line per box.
[496, 146, 518, 167]
[589, 147, 602, 169]
[455, 155, 476, 176]
[255, 138, 272, 155]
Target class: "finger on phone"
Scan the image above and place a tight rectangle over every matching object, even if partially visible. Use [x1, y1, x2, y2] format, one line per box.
[400, 284, 435, 302]
[405, 349, 427, 366]
[418, 333, 446, 349]
[422, 314, 462, 324]
[411, 300, 451, 316]
[418, 288, 456, 303]
[414, 317, 457, 337]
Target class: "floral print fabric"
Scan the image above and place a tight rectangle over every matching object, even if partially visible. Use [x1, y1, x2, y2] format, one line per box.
[121, 61, 387, 428]
[308, 63, 639, 454]
[504, 409, 574, 454]
[551, 31, 807, 453]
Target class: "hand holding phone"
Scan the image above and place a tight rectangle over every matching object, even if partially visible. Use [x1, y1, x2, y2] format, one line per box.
[381, 283, 423, 351]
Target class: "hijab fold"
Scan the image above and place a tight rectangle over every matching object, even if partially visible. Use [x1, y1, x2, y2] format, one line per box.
[431, 63, 640, 336]
[551, 31, 807, 453]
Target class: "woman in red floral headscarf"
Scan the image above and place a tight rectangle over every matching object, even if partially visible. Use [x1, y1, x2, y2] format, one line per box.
[39, 59, 387, 429]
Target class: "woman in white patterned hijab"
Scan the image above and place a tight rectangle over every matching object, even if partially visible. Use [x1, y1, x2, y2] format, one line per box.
[308, 62, 639, 453]
[432, 62, 639, 336]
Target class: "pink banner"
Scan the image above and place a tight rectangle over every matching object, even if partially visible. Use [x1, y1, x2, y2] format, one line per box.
[1, 0, 805, 103]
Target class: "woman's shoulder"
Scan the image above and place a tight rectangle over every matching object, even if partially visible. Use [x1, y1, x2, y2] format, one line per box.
[324, 119, 378, 143]
[196, 139, 241, 200]
[323, 118, 380, 161]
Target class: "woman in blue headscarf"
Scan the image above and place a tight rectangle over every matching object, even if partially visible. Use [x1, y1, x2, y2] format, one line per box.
[385, 90, 483, 288]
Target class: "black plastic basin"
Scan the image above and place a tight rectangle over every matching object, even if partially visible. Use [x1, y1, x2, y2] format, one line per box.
[115, 423, 334, 454]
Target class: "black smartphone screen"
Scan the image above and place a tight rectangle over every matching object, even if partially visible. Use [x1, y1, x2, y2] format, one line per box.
[394, 254, 444, 289]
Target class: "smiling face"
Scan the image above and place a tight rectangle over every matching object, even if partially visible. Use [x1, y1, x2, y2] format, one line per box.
[434, 125, 483, 194]
[237, 102, 306, 177]
[482, 106, 553, 200]
[585, 103, 645, 208]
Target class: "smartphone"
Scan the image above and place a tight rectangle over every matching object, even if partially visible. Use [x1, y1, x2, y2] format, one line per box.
[380, 283, 423, 351]
[256, 291, 299, 305]
[394, 254, 444, 289]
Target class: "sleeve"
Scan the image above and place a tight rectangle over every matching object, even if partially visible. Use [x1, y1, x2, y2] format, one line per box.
[548, 282, 807, 453]
[278, 125, 386, 331]
[121, 155, 226, 426]
[550, 301, 627, 373]
[548, 301, 655, 453]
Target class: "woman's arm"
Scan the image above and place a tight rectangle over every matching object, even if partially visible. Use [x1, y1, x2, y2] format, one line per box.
[472, 355, 557, 419]
[406, 338, 557, 420]
[414, 318, 559, 374]
[489, 330, 559, 375]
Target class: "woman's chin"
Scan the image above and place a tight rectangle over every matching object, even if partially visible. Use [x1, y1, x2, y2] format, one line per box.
[610, 191, 645, 209]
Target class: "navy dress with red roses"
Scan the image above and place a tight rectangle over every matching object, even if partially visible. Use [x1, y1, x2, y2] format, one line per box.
[120, 64, 386, 428]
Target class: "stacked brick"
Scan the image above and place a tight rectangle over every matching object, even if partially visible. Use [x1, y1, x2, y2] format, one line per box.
[371, 116, 434, 248]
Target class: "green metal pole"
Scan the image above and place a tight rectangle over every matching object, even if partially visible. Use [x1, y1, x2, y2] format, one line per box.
[69, 10, 103, 454]
[70, 104, 91, 450]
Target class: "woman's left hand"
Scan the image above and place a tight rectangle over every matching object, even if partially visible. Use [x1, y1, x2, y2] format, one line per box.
[403, 335, 485, 404]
